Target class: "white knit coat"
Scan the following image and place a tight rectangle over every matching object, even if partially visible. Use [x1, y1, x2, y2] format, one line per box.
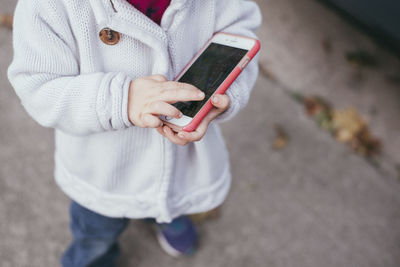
[8, 0, 261, 222]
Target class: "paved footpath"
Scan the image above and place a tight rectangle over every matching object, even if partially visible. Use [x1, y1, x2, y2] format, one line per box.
[0, 0, 399, 266]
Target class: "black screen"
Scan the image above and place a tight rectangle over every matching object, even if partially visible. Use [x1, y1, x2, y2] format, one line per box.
[174, 43, 248, 117]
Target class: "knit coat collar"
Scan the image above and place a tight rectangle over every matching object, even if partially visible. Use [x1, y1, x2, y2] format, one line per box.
[89, 0, 188, 77]
[90, 0, 188, 33]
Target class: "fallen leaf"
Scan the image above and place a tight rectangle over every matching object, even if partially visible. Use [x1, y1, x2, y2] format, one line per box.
[0, 14, 13, 29]
[332, 108, 365, 143]
[304, 96, 331, 117]
[332, 107, 381, 156]
[284, 90, 382, 158]
[293, 92, 382, 157]
[315, 110, 334, 131]
[273, 124, 289, 149]
[351, 128, 381, 156]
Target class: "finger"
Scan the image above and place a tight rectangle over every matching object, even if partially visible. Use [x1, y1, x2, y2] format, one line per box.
[176, 96, 229, 142]
[163, 126, 188, 146]
[159, 82, 205, 103]
[177, 118, 209, 142]
[162, 81, 198, 91]
[142, 113, 163, 128]
[163, 126, 187, 146]
[203, 106, 225, 122]
[211, 94, 230, 110]
[147, 101, 183, 119]
[177, 129, 204, 142]
[181, 107, 224, 141]
[157, 126, 167, 137]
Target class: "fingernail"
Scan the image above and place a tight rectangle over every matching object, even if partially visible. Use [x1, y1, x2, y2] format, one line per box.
[213, 95, 219, 103]
[198, 92, 205, 98]
[163, 127, 168, 134]
[178, 112, 183, 118]
[178, 133, 185, 138]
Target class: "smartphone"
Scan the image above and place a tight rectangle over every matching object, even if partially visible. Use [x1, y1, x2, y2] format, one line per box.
[161, 32, 261, 132]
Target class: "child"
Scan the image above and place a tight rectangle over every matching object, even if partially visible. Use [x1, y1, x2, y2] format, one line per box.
[8, 0, 261, 266]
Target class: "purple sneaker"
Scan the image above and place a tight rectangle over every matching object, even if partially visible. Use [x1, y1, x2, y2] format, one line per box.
[155, 216, 198, 257]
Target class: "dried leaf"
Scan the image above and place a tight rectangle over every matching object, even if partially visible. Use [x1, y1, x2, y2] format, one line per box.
[289, 91, 382, 158]
[332, 108, 365, 143]
[352, 128, 381, 156]
[315, 111, 333, 131]
[332, 108, 381, 156]
[273, 124, 288, 149]
[297, 93, 382, 157]
[304, 96, 331, 117]
[0, 14, 13, 29]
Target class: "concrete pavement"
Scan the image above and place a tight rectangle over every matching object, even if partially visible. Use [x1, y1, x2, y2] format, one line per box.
[0, 0, 399, 266]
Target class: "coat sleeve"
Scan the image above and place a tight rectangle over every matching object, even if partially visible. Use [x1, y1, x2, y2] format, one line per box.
[213, 0, 262, 123]
[7, 0, 133, 136]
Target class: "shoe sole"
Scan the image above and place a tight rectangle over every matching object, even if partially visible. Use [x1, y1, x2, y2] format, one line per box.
[155, 227, 183, 258]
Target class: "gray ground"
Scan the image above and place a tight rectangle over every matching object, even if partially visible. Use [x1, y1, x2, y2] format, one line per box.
[1, 0, 400, 266]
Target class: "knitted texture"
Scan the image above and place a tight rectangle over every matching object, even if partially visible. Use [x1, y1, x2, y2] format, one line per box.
[8, 0, 261, 223]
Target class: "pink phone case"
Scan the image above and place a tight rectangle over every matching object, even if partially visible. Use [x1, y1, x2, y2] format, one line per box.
[172, 32, 261, 132]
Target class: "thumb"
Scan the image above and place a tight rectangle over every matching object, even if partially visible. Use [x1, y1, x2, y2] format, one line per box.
[211, 94, 230, 110]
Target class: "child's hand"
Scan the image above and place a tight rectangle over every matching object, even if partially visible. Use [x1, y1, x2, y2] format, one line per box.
[128, 75, 205, 128]
[157, 94, 230, 146]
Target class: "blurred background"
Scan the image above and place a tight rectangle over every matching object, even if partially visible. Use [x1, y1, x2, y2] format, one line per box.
[0, 0, 399, 266]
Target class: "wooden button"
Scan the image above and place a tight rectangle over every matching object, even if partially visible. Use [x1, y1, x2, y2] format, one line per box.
[99, 28, 120, 45]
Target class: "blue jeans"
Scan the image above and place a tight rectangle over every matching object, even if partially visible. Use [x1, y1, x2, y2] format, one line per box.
[61, 202, 129, 267]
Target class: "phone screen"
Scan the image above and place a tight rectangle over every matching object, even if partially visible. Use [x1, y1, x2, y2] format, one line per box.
[174, 43, 248, 118]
